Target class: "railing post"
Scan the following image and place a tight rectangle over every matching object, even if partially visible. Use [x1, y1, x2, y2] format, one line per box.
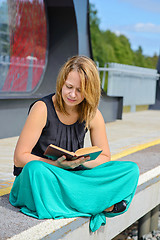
[27, 57, 33, 91]
[130, 105, 136, 112]
[102, 63, 107, 90]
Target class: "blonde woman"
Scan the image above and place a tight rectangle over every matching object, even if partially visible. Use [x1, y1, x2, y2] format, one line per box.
[10, 56, 139, 232]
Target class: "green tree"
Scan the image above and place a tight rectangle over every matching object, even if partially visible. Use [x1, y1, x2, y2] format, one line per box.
[89, 4, 158, 69]
[134, 46, 146, 67]
[89, 4, 108, 65]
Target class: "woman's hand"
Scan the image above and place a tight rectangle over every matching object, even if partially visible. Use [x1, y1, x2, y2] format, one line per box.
[56, 155, 90, 169]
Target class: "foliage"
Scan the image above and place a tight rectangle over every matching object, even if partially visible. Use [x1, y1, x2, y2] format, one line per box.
[89, 4, 158, 69]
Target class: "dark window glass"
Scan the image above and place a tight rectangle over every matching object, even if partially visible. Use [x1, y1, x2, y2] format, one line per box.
[0, 0, 47, 93]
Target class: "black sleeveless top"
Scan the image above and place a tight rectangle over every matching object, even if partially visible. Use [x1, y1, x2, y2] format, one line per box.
[14, 94, 87, 176]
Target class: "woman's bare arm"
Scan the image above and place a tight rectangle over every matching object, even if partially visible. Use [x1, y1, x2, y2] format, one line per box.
[14, 101, 88, 169]
[82, 109, 111, 168]
[14, 101, 53, 167]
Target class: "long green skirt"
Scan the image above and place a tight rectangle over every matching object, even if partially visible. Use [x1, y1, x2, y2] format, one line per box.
[9, 160, 139, 232]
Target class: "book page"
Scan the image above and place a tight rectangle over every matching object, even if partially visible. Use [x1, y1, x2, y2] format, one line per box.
[75, 146, 102, 156]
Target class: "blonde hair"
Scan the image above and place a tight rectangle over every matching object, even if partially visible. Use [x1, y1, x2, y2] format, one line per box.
[56, 55, 101, 128]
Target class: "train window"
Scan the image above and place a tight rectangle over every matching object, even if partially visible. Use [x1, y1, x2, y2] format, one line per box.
[0, 0, 47, 94]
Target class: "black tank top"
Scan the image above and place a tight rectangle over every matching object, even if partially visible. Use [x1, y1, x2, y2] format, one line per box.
[14, 94, 87, 176]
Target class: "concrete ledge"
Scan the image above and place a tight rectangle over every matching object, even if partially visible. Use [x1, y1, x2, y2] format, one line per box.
[1, 166, 159, 240]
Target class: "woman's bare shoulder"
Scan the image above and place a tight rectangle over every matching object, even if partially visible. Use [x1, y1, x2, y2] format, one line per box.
[90, 109, 104, 127]
[29, 100, 47, 115]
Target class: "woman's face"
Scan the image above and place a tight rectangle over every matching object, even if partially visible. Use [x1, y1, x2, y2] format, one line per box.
[61, 71, 84, 109]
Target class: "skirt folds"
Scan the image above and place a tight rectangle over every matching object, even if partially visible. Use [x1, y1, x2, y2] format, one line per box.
[9, 160, 139, 232]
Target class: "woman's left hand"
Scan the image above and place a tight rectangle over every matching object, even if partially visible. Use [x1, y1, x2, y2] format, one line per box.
[56, 155, 90, 169]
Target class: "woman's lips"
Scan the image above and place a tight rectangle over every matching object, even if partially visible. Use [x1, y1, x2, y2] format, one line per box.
[67, 98, 76, 102]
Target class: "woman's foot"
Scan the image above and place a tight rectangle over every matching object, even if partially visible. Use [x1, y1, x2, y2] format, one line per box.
[104, 200, 127, 213]
[104, 205, 114, 212]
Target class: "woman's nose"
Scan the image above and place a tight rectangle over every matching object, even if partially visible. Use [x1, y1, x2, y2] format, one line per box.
[70, 89, 76, 97]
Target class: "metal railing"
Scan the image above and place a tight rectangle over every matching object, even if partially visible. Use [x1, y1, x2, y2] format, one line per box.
[97, 62, 160, 112]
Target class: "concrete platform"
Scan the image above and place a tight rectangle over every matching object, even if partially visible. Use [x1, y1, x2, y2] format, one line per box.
[0, 110, 160, 239]
[0, 144, 160, 240]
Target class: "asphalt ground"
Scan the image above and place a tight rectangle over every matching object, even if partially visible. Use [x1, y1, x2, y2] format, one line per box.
[117, 143, 160, 174]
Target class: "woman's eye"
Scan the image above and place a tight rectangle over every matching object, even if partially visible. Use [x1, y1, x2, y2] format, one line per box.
[77, 89, 81, 92]
[66, 85, 72, 89]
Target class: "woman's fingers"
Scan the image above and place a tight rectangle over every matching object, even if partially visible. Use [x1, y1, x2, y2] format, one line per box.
[70, 156, 90, 168]
[56, 155, 90, 169]
[57, 155, 66, 163]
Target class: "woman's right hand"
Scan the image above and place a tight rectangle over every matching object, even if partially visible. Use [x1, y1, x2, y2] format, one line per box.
[56, 155, 90, 169]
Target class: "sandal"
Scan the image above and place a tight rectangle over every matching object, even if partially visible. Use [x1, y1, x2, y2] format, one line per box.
[111, 200, 127, 213]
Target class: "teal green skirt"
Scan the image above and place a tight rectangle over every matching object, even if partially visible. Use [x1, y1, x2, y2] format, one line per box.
[9, 161, 139, 232]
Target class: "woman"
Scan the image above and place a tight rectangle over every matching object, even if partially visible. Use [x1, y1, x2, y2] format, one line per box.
[9, 55, 139, 232]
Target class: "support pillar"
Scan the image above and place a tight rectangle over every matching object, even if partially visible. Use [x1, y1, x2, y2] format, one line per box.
[150, 205, 159, 232]
[138, 211, 151, 240]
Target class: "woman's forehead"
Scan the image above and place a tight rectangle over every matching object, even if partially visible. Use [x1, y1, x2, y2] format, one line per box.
[66, 71, 81, 85]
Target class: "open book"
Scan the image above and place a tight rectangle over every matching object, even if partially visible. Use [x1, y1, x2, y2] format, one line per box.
[44, 144, 102, 161]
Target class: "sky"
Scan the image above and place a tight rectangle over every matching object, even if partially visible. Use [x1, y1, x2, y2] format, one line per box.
[89, 0, 160, 57]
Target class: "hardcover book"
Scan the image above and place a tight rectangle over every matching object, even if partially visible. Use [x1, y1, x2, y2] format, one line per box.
[44, 144, 102, 161]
